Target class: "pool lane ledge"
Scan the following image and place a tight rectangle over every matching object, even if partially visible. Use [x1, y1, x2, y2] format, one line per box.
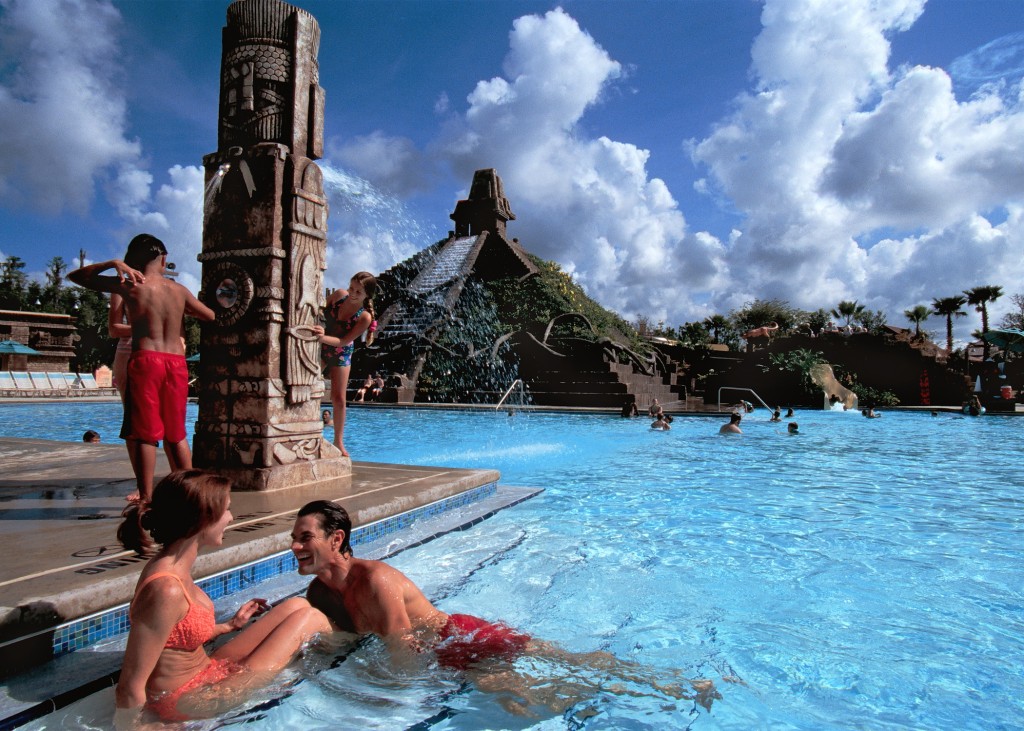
[0, 474, 542, 731]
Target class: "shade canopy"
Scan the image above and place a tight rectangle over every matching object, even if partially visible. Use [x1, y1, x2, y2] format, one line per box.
[981, 329, 1024, 354]
[0, 340, 40, 355]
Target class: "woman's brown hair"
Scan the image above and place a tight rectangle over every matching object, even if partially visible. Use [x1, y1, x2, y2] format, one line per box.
[351, 272, 378, 346]
[118, 470, 232, 554]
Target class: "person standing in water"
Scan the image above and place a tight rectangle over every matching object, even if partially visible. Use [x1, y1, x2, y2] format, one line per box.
[311, 272, 377, 457]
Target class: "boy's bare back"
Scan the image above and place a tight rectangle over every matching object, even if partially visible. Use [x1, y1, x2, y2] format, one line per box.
[69, 253, 214, 355]
[121, 277, 211, 355]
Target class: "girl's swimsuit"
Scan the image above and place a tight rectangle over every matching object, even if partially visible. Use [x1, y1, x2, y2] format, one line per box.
[322, 296, 364, 368]
[131, 573, 243, 721]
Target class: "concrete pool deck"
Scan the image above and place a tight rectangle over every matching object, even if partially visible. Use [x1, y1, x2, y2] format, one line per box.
[0, 436, 542, 728]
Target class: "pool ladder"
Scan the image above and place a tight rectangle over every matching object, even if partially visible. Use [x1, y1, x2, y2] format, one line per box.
[495, 379, 525, 411]
[717, 386, 773, 413]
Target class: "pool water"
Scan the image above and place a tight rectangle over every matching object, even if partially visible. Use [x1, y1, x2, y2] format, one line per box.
[4, 404, 1023, 730]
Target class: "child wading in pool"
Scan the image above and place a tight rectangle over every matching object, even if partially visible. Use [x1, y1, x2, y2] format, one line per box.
[311, 272, 377, 457]
[68, 234, 215, 503]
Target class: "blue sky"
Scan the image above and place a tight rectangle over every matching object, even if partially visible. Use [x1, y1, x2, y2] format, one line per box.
[1, 0, 1023, 345]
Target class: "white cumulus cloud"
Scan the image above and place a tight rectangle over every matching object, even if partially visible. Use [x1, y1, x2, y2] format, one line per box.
[437, 7, 727, 324]
[0, 0, 143, 214]
[691, 0, 1024, 343]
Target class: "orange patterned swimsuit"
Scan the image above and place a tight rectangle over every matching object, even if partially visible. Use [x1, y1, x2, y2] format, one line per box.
[131, 572, 242, 721]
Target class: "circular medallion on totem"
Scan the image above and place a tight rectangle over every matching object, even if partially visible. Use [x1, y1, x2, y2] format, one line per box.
[205, 262, 254, 327]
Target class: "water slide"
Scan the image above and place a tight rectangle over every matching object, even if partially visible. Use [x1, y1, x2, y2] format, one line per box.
[809, 363, 858, 410]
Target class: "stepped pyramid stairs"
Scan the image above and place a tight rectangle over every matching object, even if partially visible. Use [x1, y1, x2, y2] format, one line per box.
[509, 315, 687, 408]
[349, 168, 687, 408]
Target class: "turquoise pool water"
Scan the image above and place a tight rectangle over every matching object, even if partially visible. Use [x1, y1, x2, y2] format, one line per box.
[3, 404, 1023, 730]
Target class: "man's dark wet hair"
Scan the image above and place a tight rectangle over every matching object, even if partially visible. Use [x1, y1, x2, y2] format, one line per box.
[298, 500, 353, 556]
[124, 233, 167, 270]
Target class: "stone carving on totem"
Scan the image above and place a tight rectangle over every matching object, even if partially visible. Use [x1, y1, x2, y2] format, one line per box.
[203, 0, 327, 407]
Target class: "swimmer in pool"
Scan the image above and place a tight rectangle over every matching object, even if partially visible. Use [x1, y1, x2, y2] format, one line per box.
[292, 500, 522, 667]
[115, 471, 331, 725]
[719, 412, 743, 434]
[291, 501, 721, 712]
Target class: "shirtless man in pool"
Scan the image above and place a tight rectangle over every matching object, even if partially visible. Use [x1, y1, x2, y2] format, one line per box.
[291, 500, 529, 669]
[290, 500, 722, 710]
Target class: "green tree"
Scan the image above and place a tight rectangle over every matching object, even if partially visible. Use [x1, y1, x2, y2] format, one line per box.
[677, 320, 711, 348]
[765, 348, 826, 397]
[903, 304, 931, 338]
[803, 308, 830, 335]
[998, 293, 1024, 331]
[0, 256, 27, 310]
[703, 314, 729, 343]
[965, 284, 1004, 358]
[831, 300, 866, 327]
[931, 295, 967, 353]
[731, 298, 800, 334]
[70, 288, 115, 372]
[26, 280, 44, 309]
[855, 308, 887, 334]
[43, 256, 67, 312]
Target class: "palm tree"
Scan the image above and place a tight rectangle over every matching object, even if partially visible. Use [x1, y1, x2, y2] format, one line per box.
[831, 300, 865, 328]
[965, 285, 1004, 358]
[931, 295, 967, 353]
[703, 314, 729, 344]
[904, 305, 931, 338]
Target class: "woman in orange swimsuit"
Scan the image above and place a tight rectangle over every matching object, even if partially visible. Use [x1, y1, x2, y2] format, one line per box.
[115, 470, 331, 725]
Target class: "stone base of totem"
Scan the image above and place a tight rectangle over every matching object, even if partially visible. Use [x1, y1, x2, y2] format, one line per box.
[218, 455, 351, 492]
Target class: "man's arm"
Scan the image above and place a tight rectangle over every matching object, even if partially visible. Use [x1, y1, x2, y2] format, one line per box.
[68, 259, 144, 294]
[362, 568, 420, 651]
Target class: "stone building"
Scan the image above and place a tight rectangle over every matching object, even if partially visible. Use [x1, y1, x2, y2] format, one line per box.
[0, 310, 76, 371]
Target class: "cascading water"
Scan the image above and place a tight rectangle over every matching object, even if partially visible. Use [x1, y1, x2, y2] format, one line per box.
[416, 279, 524, 404]
[319, 164, 442, 277]
[203, 163, 231, 228]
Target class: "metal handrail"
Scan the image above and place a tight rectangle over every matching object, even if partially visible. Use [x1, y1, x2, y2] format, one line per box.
[495, 379, 524, 410]
[718, 386, 773, 413]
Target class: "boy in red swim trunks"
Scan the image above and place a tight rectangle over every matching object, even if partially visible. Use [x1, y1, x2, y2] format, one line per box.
[68, 234, 215, 503]
[291, 501, 531, 668]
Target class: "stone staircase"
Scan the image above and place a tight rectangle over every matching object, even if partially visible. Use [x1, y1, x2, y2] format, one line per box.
[512, 333, 685, 408]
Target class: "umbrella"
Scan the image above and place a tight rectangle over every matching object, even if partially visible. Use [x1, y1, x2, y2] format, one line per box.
[185, 353, 201, 363]
[0, 339, 39, 355]
[982, 328, 1024, 354]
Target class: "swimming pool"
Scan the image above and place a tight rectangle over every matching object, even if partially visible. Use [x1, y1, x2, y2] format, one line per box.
[4, 404, 1023, 729]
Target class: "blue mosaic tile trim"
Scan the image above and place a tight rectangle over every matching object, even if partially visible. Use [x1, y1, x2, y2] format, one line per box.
[48, 482, 497, 658]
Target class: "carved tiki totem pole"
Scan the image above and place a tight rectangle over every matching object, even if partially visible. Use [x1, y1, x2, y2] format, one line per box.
[194, 0, 347, 490]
